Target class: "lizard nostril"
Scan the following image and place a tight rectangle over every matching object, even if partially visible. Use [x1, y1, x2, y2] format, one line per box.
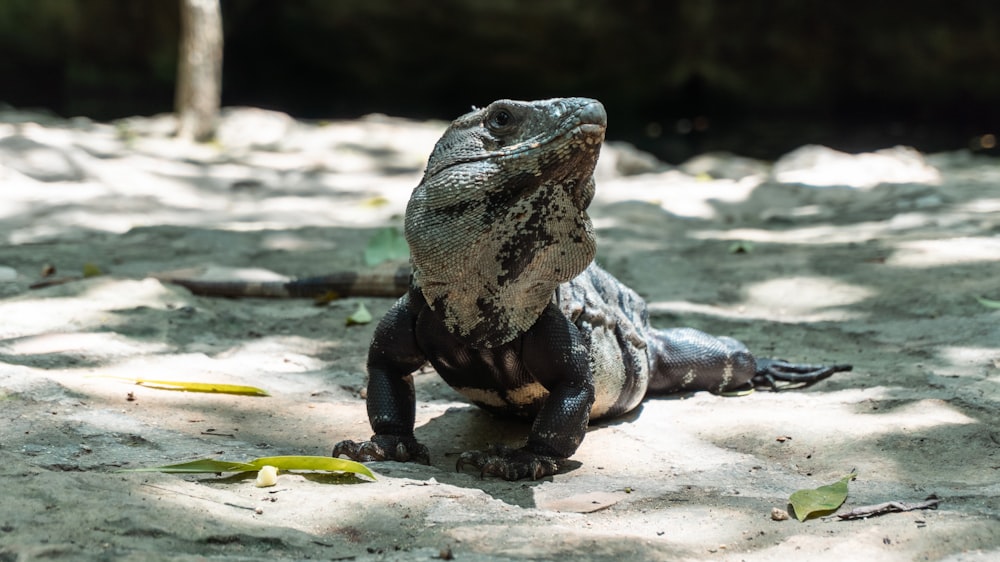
[576, 100, 607, 128]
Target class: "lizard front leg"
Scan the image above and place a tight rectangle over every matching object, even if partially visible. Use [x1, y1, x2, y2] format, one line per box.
[456, 304, 595, 480]
[332, 295, 430, 465]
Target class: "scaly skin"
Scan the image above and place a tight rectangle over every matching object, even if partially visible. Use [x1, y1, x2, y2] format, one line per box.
[329, 98, 852, 480]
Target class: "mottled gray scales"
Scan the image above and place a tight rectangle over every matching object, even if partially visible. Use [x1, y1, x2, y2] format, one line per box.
[556, 264, 650, 419]
[307, 97, 847, 480]
[405, 99, 602, 349]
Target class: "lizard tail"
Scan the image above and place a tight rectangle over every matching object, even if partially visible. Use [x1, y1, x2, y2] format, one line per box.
[164, 266, 410, 299]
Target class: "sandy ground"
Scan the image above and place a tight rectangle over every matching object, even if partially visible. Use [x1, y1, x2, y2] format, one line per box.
[0, 107, 998, 561]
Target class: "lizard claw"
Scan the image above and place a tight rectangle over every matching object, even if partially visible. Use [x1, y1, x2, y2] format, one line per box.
[332, 435, 430, 465]
[455, 444, 561, 481]
[751, 359, 853, 391]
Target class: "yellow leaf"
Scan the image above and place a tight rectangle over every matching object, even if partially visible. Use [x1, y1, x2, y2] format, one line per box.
[122, 455, 374, 481]
[94, 375, 269, 396]
[313, 290, 341, 305]
[361, 196, 390, 208]
[249, 456, 375, 480]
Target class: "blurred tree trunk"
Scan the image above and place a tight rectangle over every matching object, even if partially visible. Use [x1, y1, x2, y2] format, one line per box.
[175, 0, 222, 141]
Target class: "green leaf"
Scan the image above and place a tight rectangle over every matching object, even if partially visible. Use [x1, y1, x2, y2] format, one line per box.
[94, 375, 269, 396]
[122, 455, 374, 480]
[363, 227, 409, 266]
[124, 458, 258, 473]
[346, 302, 372, 326]
[82, 263, 103, 277]
[789, 472, 855, 521]
[976, 296, 1000, 309]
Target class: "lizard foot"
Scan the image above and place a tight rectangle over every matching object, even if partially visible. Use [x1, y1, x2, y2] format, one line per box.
[455, 444, 561, 481]
[751, 359, 853, 391]
[332, 435, 430, 465]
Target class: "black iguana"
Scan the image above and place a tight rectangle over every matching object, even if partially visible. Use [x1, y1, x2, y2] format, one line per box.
[171, 98, 852, 480]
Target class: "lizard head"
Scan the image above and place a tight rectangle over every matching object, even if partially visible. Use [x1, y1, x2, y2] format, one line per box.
[423, 97, 607, 183]
[405, 98, 607, 348]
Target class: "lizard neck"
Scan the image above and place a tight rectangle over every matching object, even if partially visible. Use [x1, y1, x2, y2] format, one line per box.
[407, 176, 596, 348]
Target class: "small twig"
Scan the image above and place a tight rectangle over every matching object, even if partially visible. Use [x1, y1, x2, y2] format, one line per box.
[140, 483, 255, 511]
[833, 496, 940, 520]
[29, 276, 83, 289]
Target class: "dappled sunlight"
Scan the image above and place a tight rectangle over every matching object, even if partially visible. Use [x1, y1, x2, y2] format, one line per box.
[953, 196, 1000, 214]
[258, 230, 341, 252]
[697, 388, 976, 440]
[93, 346, 321, 386]
[693, 389, 991, 490]
[935, 346, 1000, 383]
[747, 524, 993, 562]
[595, 172, 762, 220]
[275, 115, 444, 174]
[939, 345, 1000, 366]
[742, 276, 876, 321]
[648, 275, 874, 323]
[689, 214, 940, 245]
[849, 395, 978, 430]
[2, 331, 166, 357]
[0, 278, 181, 339]
[209, 334, 334, 371]
[3, 107, 999, 560]
[502, 503, 753, 552]
[689, 222, 874, 245]
[772, 145, 942, 188]
[162, 265, 290, 282]
[886, 237, 1000, 267]
[5, 170, 413, 244]
[1, 117, 422, 245]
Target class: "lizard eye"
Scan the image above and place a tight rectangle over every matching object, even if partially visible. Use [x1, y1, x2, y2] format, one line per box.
[485, 108, 516, 132]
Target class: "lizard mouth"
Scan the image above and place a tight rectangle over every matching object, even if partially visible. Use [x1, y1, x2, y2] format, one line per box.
[484, 103, 607, 164]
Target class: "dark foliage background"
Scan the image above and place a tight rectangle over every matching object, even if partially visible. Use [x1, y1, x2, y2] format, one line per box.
[2, 0, 998, 161]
